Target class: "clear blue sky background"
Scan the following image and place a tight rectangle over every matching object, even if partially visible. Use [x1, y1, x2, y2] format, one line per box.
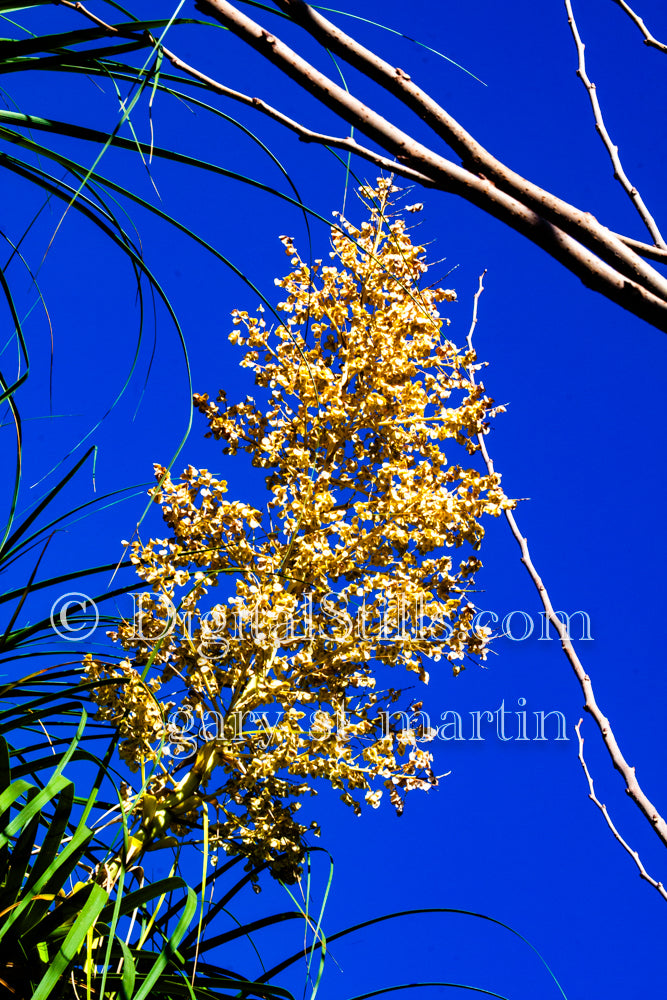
[3, 0, 667, 997]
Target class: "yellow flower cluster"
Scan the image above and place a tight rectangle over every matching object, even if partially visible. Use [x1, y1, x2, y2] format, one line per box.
[86, 181, 514, 882]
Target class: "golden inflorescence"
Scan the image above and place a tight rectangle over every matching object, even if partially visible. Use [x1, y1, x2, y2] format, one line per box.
[85, 181, 514, 883]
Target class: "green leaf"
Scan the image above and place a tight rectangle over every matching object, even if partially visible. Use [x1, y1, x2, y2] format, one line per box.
[31, 882, 108, 1000]
[131, 884, 197, 1000]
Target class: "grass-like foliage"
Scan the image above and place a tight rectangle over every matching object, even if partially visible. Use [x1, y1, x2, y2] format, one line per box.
[0, 672, 336, 998]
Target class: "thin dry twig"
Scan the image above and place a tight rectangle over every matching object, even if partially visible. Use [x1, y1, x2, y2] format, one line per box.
[466, 274, 667, 853]
[56, 0, 120, 33]
[611, 0, 667, 54]
[575, 719, 667, 902]
[157, 43, 435, 187]
[565, 0, 666, 249]
[466, 271, 487, 354]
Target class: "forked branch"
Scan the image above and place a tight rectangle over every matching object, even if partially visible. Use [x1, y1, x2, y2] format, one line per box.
[193, 0, 667, 333]
[575, 720, 667, 902]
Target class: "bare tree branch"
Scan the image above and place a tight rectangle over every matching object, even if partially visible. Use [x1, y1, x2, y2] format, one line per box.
[193, 0, 667, 334]
[575, 720, 667, 903]
[565, 0, 666, 249]
[270, 0, 667, 287]
[611, 0, 667, 54]
[267, 0, 667, 279]
[466, 274, 667, 855]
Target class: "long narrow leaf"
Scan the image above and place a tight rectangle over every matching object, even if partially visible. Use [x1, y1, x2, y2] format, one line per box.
[31, 882, 108, 1000]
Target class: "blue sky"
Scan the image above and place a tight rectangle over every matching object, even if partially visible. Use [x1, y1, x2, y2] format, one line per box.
[2, 0, 667, 997]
